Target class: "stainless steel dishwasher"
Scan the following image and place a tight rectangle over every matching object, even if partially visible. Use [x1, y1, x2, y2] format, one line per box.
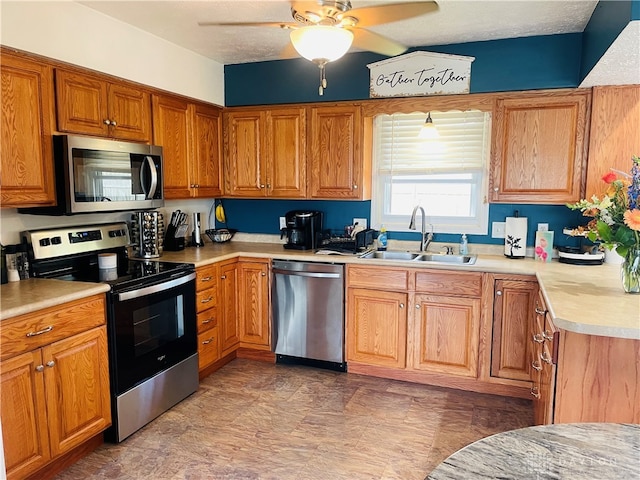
[271, 260, 346, 371]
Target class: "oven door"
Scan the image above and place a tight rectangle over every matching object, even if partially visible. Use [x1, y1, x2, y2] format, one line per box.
[108, 272, 196, 395]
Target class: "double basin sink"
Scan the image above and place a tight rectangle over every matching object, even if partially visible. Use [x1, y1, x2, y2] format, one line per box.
[359, 250, 477, 265]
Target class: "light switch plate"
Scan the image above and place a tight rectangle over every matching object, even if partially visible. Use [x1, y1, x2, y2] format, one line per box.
[492, 221, 506, 238]
[279, 217, 286, 229]
[353, 218, 368, 229]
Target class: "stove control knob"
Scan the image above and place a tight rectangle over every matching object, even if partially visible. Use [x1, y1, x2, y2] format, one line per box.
[39, 238, 51, 247]
[51, 236, 62, 245]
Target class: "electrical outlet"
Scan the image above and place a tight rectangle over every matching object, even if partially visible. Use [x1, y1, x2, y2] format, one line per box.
[353, 218, 368, 229]
[279, 217, 286, 229]
[492, 221, 506, 238]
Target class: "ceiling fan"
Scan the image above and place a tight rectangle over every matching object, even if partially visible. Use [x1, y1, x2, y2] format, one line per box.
[199, 0, 439, 95]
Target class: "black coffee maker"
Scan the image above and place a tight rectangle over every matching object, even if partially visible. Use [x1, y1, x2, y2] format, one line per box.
[282, 210, 323, 250]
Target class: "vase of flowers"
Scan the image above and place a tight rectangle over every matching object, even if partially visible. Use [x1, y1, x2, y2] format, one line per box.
[568, 156, 640, 294]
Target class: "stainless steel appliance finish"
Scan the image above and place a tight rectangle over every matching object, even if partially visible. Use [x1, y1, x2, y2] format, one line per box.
[272, 260, 345, 370]
[20, 135, 164, 215]
[114, 354, 198, 442]
[22, 222, 198, 443]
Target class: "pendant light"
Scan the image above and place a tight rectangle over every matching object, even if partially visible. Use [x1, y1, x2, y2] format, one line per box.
[290, 26, 354, 95]
[418, 112, 440, 139]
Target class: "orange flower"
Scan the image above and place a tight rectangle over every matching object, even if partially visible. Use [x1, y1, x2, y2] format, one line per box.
[624, 209, 640, 231]
[602, 171, 617, 184]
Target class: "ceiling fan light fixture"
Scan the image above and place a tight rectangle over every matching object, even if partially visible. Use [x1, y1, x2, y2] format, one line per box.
[419, 112, 440, 139]
[290, 25, 354, 63]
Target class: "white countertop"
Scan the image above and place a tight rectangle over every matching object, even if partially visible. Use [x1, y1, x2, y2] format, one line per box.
[2, 241, 639, 339]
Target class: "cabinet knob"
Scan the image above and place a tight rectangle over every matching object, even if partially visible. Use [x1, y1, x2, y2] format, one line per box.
[266, 183, 271, 189]
[46, 360, 55, 368]
[261, 272, 267, 276]
[111, 120, 117, 127]
[35, 365, 44, 372]
[353, 184, 358, 189]
[494, 187, 499, 192]
[221, 275, 226, 279]
[195, 184, 199, 188]
[415, 304, 421, 309]
[103, 119, 111, 125]
[190, 184, 195, 188]
[260, 184, 265, 188]
[399, 303, 405, 308]
[496, 290, 502, 296]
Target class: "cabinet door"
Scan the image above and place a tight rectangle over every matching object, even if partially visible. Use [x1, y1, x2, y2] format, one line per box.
[219, 261, 240, 355]
[412, 294, 480, 377]
[308, 105, 363, 199]
[43, 327, 111, 457]
[490, 91, 589, 204]
[1, 350, 51, 480]
[152, 94, 192, 199]
[267, 107, 307, 198]
[586, 85, 640, 198]
[107, 82, 151, 142]
[1, 53, 56, 207]
[192, 103, 223, 198]
[491, 280, 537, 382]
[346, 288, 407, 368]
[238, 260, 270, 347]
[224, 111, 266, 197]
[55, 69, 110, 137]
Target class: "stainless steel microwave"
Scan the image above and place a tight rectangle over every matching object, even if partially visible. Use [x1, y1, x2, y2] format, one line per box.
[20, 135, 164, 215]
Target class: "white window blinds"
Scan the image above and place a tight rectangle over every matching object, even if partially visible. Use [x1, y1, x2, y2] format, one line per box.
[375, 110, 491, 174]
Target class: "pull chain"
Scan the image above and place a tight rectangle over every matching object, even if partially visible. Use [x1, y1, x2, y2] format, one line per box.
[317, 61, 329, 96]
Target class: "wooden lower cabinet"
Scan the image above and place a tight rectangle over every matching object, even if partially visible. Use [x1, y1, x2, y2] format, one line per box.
[238, 259, 270, 349]
[411, 294, 480, 377]
[491, 278, 538, 382]
[195, 263, 220, 372]
[219, 259, 240, 356]
[1, 296, 111, 480]
[346, 288, 407, 368]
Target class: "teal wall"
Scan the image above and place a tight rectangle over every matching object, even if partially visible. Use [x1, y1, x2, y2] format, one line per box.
[221, 4, 634, 250]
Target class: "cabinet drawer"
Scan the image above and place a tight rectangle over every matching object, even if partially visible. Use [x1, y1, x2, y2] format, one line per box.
[197, 308, 217, 333]
[415, 270, 482, 297]
[198, 327, 219, 370]
[347, 266, 409, 290]
[1, 295, 106, 360]
[196, 264, 218, 292]
[196, 287, 216, 312]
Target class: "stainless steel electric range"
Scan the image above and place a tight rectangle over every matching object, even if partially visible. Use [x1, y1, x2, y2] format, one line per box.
[22, 222, 198, 442]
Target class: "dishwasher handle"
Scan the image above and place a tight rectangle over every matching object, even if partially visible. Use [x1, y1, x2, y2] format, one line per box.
[272, 268, 341, 279]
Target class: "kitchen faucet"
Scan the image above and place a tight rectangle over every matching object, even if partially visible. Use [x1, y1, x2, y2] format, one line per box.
[409, 205, 434, 252]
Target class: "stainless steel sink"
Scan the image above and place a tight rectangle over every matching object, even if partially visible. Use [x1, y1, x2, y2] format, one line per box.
[359, 250, 477, 265]
[360, 251, 420, 261]
[415, 254, 477, 264]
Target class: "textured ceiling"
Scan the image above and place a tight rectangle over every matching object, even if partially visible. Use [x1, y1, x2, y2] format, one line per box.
[79, 0, 599, 65]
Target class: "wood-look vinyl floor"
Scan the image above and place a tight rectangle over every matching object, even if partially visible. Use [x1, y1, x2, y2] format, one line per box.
[54, 359, 533, 480]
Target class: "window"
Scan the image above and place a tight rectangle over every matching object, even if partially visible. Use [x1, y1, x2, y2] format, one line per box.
[371, 110, 491, 234]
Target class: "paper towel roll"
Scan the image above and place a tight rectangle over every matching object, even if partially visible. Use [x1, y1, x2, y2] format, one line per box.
[505, 217, 527, 258]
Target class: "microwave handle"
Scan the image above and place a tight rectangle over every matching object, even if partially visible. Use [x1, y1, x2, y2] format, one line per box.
[140, 156, 158, 199]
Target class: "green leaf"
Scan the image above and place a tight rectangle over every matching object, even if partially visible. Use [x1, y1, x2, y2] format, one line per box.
[596, 220, 613, 242]
[613, 225, 636, 247]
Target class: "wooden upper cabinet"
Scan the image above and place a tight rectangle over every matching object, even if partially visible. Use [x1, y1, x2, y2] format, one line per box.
[586, 85, 640, 198]
[490, 90, 590, 204]
[55, 69, 151, 142]
[152, 94, 192, 198]
[0, 51, 56, 207]
[308, 104, 368, 199]
[224, 106, 306, 198]
[153, 94, 222, 199]
[192, 103, 223, 198]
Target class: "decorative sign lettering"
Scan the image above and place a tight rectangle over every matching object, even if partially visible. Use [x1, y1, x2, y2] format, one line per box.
[367, 51, 475, 98]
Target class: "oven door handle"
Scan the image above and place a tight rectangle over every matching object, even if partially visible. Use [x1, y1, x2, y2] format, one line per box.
[117, 272, 195, 301]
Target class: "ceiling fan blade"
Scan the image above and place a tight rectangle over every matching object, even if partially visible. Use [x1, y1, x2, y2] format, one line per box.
[198, 21, 297, 29]
[280, 42, 300, 60]
[350, 28, 408, 57]
[345, 1, 439, 27]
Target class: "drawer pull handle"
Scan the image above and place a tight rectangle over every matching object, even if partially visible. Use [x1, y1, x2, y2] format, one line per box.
[202, 337, 214, 345]
[26, 325, 53, 337]
[541, 351, 553, 365]
[530, 386, 540, 399]
[202, 318, 213, 324]
[542, 330, 553, 341]
[201, 297, 213, 303]
[535, 307, 546, 315]
[531, 360, 542, 372]
[46, 360, 55, 368]
[532, 333, 544, 344]
[201, 276, 212, 282]
[35, 365, 44, 372]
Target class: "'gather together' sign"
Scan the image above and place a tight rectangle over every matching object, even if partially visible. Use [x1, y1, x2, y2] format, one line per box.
[367, 51, 475, 98]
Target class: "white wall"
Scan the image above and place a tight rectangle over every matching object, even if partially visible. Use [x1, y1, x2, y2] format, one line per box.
[0, 1, 225, 105]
